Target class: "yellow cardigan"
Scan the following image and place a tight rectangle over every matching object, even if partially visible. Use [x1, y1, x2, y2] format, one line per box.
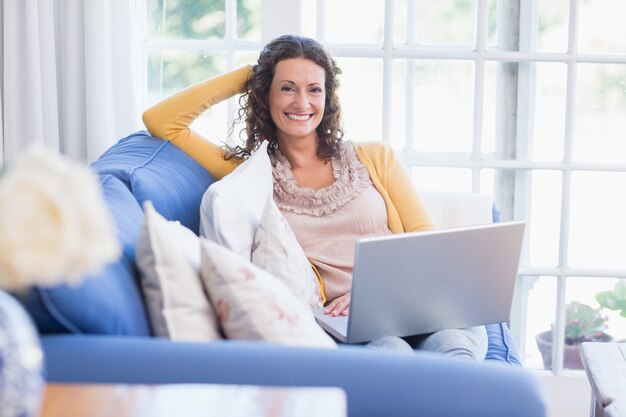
[142, 65, 436, 236]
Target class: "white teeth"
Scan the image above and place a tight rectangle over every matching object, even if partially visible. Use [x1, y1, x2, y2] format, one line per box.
[286, 113, 311, 121]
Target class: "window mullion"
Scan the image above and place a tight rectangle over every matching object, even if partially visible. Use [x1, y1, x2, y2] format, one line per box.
[225, 0, 237, 130]
[404, 0, 417, 152]
[552, 0, 581, 376]
[472, 0, 488, 192]
[380, 0, 394, 144]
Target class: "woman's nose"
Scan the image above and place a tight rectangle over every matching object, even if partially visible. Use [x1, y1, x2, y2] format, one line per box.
[293, 91, 308, 109]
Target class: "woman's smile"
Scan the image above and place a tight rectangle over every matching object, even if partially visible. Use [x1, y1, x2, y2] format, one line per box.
[285, 112, 314, 121]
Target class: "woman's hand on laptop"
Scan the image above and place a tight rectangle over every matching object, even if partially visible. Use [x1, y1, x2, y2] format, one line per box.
[324, 292, 351, 317]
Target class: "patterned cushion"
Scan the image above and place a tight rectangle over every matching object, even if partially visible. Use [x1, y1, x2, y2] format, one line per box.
[200, 239, 335, 348]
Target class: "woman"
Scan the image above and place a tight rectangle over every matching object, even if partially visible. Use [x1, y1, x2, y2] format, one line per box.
[143, 35, 487, 360]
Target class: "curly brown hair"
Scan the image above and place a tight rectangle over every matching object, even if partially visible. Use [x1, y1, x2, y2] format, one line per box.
[226, 35, 343, 160]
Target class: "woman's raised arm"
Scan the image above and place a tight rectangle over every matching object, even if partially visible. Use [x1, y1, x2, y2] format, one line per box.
[142, 65, 253, 180]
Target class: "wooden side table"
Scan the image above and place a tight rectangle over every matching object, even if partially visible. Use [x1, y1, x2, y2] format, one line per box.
[38, 383, 347, 417]
[580, 342, 626, 417]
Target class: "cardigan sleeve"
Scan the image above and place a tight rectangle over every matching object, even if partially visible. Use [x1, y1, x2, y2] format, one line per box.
[142, 65, 253, 180]
[382, 145, 436, 232]
[356, 142, 436, 233]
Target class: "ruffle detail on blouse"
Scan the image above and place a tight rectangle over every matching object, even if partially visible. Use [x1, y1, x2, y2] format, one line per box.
[272, 141, 371, 216]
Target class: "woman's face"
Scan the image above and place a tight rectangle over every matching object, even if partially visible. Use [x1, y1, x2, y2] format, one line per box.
[268, 57, 326, 146]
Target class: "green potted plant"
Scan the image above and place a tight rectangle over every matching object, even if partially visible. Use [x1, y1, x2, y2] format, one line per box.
[536, 301, 613, 370]
[596, 281, 626, 318]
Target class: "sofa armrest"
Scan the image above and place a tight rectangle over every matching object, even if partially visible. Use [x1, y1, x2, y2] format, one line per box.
[42, 335, 545, 417]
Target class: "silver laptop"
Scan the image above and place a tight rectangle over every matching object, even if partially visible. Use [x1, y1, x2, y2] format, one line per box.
[313, 221, 526, 344]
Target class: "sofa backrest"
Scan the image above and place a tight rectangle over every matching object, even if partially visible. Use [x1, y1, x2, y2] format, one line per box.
[18, 131, 215, 335]
[92, 131, 215, 233]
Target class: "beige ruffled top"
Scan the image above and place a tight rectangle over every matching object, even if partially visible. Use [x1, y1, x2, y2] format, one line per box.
[271, 141, 392, 302]
[272, 141, 370, 216]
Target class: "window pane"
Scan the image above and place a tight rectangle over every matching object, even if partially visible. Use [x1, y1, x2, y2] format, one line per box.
[520, 276, 557, 370]
[532, 0, 569, 52]
[237, 0, 261, 41]
[301, 0, 317, 39]
[394, 0, 407, 45]
[146, 0, 226, 40]
[482, 61, 498, 154]
[485, 0, 497, 49]
[147, 51, 227, 141]
[391, 59, 407, 151]
[411, 60, 475, 152]
[414, 0, 476, 47]
[573, 64, 626, 164]
[564, 277, 626, 370]
[528, 171, 562, 268]
[483, 62, 566, 162]
[480, 169, 560, 268]
[235, 51, 258, 67]
[568, 171, 626, 270]
[336, 58, 383, 142]
[325, 0, 384, 44]
[530, 63, 567, 162]
[413, 167, 472, 193]
[578, 0, 626, 54]
[147, 51, 226, 102]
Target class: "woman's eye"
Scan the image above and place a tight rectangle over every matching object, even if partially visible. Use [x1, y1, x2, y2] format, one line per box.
[310, 87, 323, 94]
[281, 86, 294, 92]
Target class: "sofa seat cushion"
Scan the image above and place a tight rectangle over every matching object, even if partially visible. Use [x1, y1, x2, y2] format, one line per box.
[485, 323, 522, 365]
[18, 175, 151, 335]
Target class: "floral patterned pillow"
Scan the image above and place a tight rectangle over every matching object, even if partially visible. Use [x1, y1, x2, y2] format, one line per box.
[251, 198, 322, 309]
[199, 238, 336, 348]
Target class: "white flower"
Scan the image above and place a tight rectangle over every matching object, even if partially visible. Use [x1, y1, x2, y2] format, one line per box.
[0, 147, 121, 290]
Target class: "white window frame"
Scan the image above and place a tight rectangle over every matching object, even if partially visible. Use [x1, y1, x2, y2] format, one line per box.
[135, 0, 265, 127]
[297, 0, 626, 377]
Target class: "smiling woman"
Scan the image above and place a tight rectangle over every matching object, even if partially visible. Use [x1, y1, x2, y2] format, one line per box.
[140, 0, 626, 372]
[142, 34, 492, 361]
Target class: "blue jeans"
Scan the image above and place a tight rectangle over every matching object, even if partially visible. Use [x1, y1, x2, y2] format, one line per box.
[365, 326, 488, 361]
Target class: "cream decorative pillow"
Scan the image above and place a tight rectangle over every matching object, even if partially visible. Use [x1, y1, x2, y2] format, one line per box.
[199, 238, 336, 348]
[199, 141, 272, 258]
[252, 197, 322, 309]
[136, 201, 221, 341]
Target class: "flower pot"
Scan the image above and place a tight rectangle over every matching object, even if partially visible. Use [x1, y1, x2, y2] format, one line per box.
[535, 330, 614, 370]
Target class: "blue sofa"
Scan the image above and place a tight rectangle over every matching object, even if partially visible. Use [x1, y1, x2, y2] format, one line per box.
[18, 131, 546, 417]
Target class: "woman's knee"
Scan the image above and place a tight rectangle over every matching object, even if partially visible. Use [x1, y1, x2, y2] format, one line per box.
[415, 326, 488, 361]
[365, 336, 414, 354]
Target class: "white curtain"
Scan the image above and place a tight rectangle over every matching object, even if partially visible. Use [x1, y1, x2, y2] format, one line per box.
[2, 0, 140, 165]
[0, 1, 5, 170]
